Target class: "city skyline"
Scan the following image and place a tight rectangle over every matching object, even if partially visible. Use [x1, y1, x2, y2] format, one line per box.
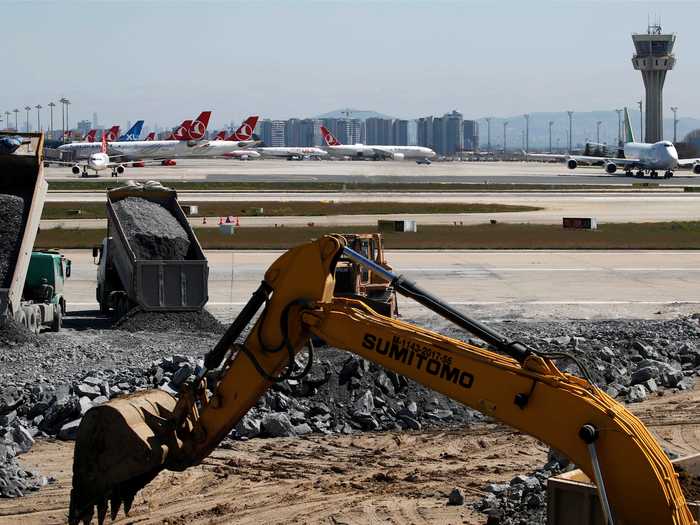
[2, 1, 700, 129]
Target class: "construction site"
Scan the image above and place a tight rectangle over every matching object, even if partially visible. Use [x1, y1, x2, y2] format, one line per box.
[0, 129, 699, 525]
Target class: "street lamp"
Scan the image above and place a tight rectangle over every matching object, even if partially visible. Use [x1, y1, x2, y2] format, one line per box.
[596, 121, 602, 144]
[24, 106, 31, 132]
[503, 121, 509, 154]
[523, 114, 530, 153]
[671, 106, 678, 143]
[638, 99, 643, 143]
[35, 105, 42, 132]
[485, 117, 492, 153]
[548, 120, 554, 152]
[3, 111, 9, 130]
[59, 97, 69, 142]
[48, 102, 55, 138]
[567, 111, 574, 153]
[13, 109, 19, 131]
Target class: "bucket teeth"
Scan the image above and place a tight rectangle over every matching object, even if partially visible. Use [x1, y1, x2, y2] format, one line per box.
[96, 499, 108, 525]
[110, 494, 122, 520]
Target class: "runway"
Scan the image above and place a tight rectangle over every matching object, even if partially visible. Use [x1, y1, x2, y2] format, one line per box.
[64, 249, 700, 320]
[41, 191, 700, 228]
[44, 159, 700, 186]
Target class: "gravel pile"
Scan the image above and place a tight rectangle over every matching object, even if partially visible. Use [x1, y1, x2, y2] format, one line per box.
[0, 317, 35, 347]
[112, 197, 190, 260]
[0, 194, 25, 287]
[115, 309, 225, 334]
[1, 315, 699, 501]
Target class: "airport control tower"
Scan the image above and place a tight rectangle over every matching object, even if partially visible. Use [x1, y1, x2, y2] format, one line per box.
[631, 24, 676, 143]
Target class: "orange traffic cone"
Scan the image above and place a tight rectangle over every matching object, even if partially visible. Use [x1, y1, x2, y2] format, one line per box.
[236, 216, 240, 227]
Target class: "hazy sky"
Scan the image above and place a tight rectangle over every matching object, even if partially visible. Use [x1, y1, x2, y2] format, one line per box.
[3, 0, 700, 129]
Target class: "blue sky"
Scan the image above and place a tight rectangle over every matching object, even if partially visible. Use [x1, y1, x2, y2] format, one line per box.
[2, 0, 700, 129]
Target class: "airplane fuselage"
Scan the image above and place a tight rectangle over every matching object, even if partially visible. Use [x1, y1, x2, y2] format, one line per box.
[622, 141, 679, 170]
[257, 147, 328, 158]
[58, 139, 257, 160]
[324, 144, 436, 160]
[87, 152, 110, 171]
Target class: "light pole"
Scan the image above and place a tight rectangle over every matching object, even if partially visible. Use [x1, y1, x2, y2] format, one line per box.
[596, 121, 602, 144]
[523, 114, 530, 153]
[35, 105, 42, 132]
[637, 99, 643, 143]
[567, 111, 574, 153]
[48, 102, 55, 138]
[671, 106, 678, 143]
[64, 98, 71, 138]
[3, 111, 9, 130]
[485, 117, 492, 153]
[24, 106, 31, 132]
[548, 120, 554, 152]
[13, 109, 19, 131]
[503, 121, 508, 154]
[59, 97, 68, 142]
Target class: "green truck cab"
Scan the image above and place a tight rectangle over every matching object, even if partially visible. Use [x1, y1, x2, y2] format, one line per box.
[20, 250, 71, 332]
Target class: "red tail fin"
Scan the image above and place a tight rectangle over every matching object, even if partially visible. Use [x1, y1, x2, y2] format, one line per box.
[214, 131, 226, 141]
[320, 126, 340, 146]
[100, 132, 108, 154]
[229, 116, 259, 141]
[85, 129, 97, 142]
[105, 126, 120, 142]
[145, 132, 156, 141]
[187, 111, 212, 140]
[169, 120, 192, 140]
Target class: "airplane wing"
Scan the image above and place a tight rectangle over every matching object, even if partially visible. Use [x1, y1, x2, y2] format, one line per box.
[525, 152, 640, 166]
[676, 158, 700, 167]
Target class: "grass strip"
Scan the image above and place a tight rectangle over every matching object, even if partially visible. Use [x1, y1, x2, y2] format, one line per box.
[36, 222, 700, 250]
[41, 201, 539, 220]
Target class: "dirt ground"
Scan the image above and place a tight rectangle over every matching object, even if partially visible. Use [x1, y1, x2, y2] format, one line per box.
[1, 388, 700, 525]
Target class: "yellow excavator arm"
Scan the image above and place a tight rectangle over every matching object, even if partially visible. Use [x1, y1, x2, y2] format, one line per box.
[70, 235, 694, 525]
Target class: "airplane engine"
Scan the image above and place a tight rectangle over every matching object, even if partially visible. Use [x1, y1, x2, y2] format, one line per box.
[116, 165, 125, 175]
[391, 153, 405, 161]
[605, 162, 617, 174]
[567, 159, 578, 170]
[71, 165, 81, 175]
[693, 163, 700, 175]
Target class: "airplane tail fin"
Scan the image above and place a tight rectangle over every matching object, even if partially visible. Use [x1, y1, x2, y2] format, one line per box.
[187, 111, 212, 140]
[105, 126, 120, 142]
[171, 120, 192, 140]
[624, 107, 636, 143]
[85, 129, 97, 142]
[214, 131, 226, 141]
[145, 132, 155, 141]
[120, 120, 144, 141]
[229, 116, 259, 141]
[100, 132, 108, 154]
[320, 126, 340, 146]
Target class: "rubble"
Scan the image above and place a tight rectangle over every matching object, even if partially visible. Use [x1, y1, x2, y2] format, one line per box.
[112, 197, 190, 260]
[0, 193, 25, 288]
[114, 309, 225, 333]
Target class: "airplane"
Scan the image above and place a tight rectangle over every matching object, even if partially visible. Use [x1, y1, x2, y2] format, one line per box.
[184, 116, 260, 156]
[223, 149, 261, 160]
[118, 120, 144, 141]
[526, 108, 700, 178]
[144, 132, 156, 141]
[213, 131, 226, 140]
[84, 129, 97, 142]
[320, 126, 436, 163]
[52, 134, 132, 177]
[255, 146, 327, 160]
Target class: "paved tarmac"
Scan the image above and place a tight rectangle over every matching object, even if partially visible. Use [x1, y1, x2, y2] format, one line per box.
[41, 191, 700, 228]
[64, 249, 700, 320]
[44, 159, 700, 186]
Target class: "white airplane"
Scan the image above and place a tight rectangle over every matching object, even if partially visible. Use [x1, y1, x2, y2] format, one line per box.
[185, 116, 260, 157]
[526, 108, 700, 178]
[320, 126, 436, 163]
[53, 134, 132, 177]
[255, 146, 327, 160]
[223, 149, 261, 160]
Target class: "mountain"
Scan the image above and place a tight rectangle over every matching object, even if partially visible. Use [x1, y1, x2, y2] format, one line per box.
[316, 108, 396, 121]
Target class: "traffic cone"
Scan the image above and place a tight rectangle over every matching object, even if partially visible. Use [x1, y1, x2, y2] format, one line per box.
[203, 217, 207, 224]
[218, 217, 223, 225]
[236, 216, 240, 227]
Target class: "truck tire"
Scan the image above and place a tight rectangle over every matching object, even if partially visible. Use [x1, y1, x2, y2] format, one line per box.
[51, 307, 62, 332]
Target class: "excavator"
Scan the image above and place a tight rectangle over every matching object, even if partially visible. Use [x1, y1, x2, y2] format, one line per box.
[69, 235, 695, 525]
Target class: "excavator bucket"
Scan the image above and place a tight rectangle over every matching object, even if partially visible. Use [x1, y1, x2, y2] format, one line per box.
[69, 389, 178, 525]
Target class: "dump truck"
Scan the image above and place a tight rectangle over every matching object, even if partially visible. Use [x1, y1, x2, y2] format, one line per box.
[0, 132, 70, 333]
[334, 233, 398, 317]
[94, 180, 209, 318]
